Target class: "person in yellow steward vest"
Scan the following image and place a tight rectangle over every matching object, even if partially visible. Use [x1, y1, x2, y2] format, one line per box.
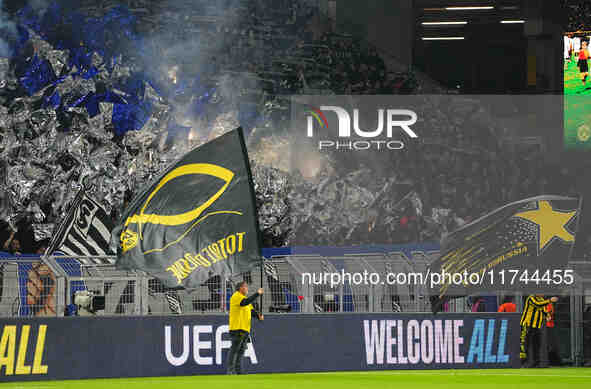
[520, 294, 557, 368]
[227, 281, 264, 374]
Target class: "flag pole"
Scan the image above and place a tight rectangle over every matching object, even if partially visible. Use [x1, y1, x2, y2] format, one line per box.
[260, 253, 264, 312]
[236, 127, 265, 313]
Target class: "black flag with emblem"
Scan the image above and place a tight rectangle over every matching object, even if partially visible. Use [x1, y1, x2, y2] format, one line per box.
[429, 195, 581, 313]
[113, 128, 262, 289]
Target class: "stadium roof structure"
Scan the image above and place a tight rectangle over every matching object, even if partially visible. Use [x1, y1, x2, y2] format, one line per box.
[416, 0, 525, 38]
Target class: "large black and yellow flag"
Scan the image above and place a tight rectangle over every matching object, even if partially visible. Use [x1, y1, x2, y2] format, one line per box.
[429, 195, 581, 312]
[113, 128, 261, 288]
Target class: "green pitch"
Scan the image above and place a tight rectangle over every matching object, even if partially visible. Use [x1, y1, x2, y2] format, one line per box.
[1, 369, 590, 389]
[564, 58, 591, 149]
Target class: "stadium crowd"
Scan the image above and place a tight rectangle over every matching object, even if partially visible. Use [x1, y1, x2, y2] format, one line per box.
[0, 0, 420, 254]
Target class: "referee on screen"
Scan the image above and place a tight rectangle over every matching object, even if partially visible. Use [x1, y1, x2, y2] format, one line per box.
[520, 294, 557, 368]
[227, 281, 264, 374]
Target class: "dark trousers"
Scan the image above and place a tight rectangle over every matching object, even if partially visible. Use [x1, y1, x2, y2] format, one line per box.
[226, 330, 249, 374]
[546, 326, 561, 365]
[520, 326, 548, 367]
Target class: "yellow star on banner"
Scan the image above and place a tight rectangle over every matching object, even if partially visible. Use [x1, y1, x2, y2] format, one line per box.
[513, 200, 577, 253]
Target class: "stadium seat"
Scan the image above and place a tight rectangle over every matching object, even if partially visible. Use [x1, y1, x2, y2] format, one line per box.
[283, 288, 300, 312]
[226, 286, 233, 309]
[343, 295, 354, 312]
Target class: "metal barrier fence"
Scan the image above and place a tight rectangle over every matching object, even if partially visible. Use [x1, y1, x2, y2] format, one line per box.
[1, 253, 588, 316]
[0, 258, 66, 318]
[2, 253, 449, 317]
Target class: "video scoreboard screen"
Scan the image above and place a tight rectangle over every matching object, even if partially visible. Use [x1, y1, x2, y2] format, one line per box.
[563, 17, 591, 149]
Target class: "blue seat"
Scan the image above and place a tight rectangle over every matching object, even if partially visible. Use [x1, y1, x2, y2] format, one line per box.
[225, 287, 233, 309]
[343, 295, 355, 312]
[283, 288, 301, 312]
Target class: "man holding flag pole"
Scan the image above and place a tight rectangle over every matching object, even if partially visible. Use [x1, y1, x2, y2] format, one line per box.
[111, 127, 266, 368]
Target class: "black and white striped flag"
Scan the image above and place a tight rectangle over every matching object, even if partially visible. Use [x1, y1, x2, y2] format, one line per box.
[46, 188, 114, 263]
[147, 279, 184, 315]
[164, 291, 183, 314]
[264, 261, 279, 281]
